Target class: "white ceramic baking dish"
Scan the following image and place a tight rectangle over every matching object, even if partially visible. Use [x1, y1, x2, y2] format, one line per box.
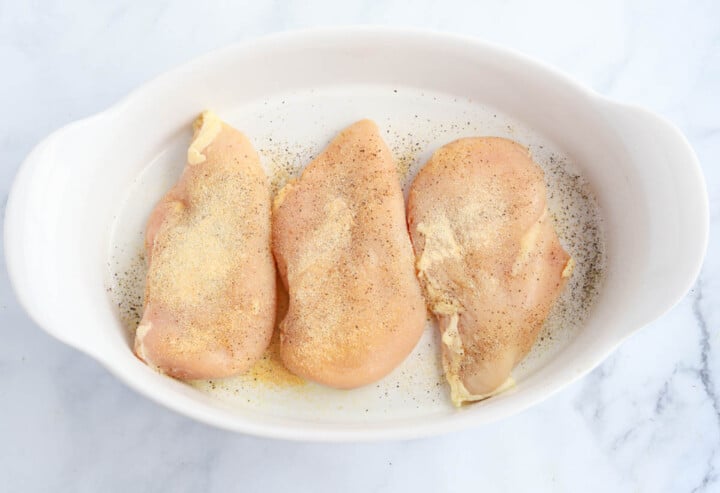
[5, 28, 708, 441]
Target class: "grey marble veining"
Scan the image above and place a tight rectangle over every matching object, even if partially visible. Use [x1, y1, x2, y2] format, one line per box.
[1, 0, 718, 491]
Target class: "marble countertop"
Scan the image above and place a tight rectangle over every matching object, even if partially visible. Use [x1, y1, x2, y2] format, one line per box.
[1, 0, 718, 491]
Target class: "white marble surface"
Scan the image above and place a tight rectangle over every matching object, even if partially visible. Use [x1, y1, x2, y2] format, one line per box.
[1, 0, 718, 491]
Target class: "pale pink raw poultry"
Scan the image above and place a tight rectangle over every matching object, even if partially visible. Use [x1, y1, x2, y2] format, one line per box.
[407, 137, 573, 405]
[135, 111, 276, 380]
[272, 120, 426, 389]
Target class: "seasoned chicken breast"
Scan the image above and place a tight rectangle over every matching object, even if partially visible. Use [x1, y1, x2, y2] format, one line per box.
[407, 137, 573, 406]
[272, 120, 426, 389]
[134, 111, 276, 380]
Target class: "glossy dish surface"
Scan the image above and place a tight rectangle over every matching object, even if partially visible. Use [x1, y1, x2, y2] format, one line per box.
[4, 28, 708, 441]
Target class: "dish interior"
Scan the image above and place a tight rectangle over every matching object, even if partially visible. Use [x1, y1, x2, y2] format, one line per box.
[107, 85, 605, 421]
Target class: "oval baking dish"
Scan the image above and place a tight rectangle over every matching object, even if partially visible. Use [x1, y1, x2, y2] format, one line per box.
[4, 28, 708, 441]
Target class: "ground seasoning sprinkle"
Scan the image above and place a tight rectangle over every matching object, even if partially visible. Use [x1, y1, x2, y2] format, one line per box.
[106, 87, 606, 413]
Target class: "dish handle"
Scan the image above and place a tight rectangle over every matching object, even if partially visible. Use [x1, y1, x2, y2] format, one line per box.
[4, 118, 118, 358]
[604, 102, 709, 328]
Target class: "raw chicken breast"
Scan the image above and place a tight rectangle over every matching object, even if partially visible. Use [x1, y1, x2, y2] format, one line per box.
[407, 137, 573, 406]
[134, 111, 276, 380]
[272, 120, 426, 389]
